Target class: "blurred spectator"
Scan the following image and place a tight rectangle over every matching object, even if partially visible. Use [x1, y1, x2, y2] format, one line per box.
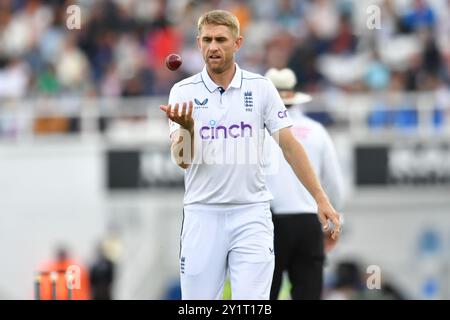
[37, 246, 91, 300]
[274, 0, 303, 35]
[306, 0, 339, 42]
[376, 0, 402, 42]
[265, 30, 296, 69]
[287, 38, 323, 92]
[227, 0, 252, 34]
[38, 5, 65, 66]
[146, 20, 182, 71]
[100, 63, 122, 97]
[36, 64, 60, 95]
[0, 0, 52, 58]
[324, 260, 364, 300]
[89, 243, 115, 300]
[0, 58, 30, 98]
[329, 13, 357, 55]
[402, 0, 436, 32]
[56, 36, 89, 91]
[324, 260, 406, 300]
[365, 58, 391, 91]
[114, 33, 141, 82]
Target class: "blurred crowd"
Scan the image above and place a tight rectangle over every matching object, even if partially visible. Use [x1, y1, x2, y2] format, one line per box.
[0, 0, 448, 100]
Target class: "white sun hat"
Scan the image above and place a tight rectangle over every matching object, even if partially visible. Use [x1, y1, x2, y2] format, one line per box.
[265, 68, 312, 105]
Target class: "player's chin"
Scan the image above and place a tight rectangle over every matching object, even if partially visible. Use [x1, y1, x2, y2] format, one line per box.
[207, 61, 224, 72]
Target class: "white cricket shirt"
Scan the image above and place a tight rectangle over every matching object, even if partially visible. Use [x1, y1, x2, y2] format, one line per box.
[168, 64, 292, 205]
[264, 106, 344, 214]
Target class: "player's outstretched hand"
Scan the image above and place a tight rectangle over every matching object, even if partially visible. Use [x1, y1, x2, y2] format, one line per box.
[160, 101, 194, 132]
[317, 200, 341, 240]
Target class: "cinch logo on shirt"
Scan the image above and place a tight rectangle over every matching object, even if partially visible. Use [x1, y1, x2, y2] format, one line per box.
[200, 120, 253, 140]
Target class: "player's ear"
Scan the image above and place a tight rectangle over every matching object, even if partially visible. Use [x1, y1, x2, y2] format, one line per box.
[196, 36, 201, 50]
[235, 35, 243, 52]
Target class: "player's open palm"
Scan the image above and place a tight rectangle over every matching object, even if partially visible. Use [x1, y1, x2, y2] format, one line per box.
[160, 101, 194, 132]
[317, 201, 341, 240]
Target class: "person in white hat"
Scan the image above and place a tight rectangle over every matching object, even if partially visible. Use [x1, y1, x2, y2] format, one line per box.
[264, 68, 345, 300]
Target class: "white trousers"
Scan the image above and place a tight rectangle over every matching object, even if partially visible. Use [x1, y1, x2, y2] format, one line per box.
[180, 202, 275, 300]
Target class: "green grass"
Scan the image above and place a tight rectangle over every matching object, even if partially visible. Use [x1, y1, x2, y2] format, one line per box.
[222, 274, 291, 300]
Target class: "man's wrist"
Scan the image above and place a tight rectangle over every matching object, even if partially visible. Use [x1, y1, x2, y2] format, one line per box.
[314, 191, 329, 206]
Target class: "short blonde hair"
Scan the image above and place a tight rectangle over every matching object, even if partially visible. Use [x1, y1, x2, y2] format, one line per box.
[197, 10, 240, 38]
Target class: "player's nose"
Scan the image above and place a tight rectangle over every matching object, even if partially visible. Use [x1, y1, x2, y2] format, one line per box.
[208, 41, 219, 51]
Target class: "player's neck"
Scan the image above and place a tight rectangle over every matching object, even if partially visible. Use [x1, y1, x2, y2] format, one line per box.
[206, 63, 236, 89]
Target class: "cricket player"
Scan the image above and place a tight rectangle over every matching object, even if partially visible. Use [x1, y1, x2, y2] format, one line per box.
[160, 10, 341, 300]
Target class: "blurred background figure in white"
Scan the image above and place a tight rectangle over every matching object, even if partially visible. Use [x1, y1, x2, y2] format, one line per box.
[264, 67, 345, 300]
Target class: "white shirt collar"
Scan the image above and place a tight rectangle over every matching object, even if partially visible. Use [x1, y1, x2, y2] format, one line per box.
[201, 63, 243, 93]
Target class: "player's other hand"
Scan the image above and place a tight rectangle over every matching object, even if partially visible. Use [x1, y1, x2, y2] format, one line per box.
[324, 230, 339, 253]
[160, 101, 194, 132]
[317, 200, 341, 240]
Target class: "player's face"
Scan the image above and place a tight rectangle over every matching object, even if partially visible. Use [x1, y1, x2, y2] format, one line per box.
[197, 24, 243, 74]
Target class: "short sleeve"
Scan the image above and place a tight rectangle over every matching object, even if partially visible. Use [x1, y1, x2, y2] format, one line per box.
[168, 85, 181, 137]
[263, 80, 293, 135]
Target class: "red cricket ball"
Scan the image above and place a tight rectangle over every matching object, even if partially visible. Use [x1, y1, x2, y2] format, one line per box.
[165, 53, 182, 71]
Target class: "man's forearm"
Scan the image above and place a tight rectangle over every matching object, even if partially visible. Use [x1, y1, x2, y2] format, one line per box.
[278, 128, 341, 236]
[282, 140, 329, 204]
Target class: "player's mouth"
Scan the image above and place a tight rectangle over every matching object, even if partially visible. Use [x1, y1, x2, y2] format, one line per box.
[208, 54, 222, 62]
